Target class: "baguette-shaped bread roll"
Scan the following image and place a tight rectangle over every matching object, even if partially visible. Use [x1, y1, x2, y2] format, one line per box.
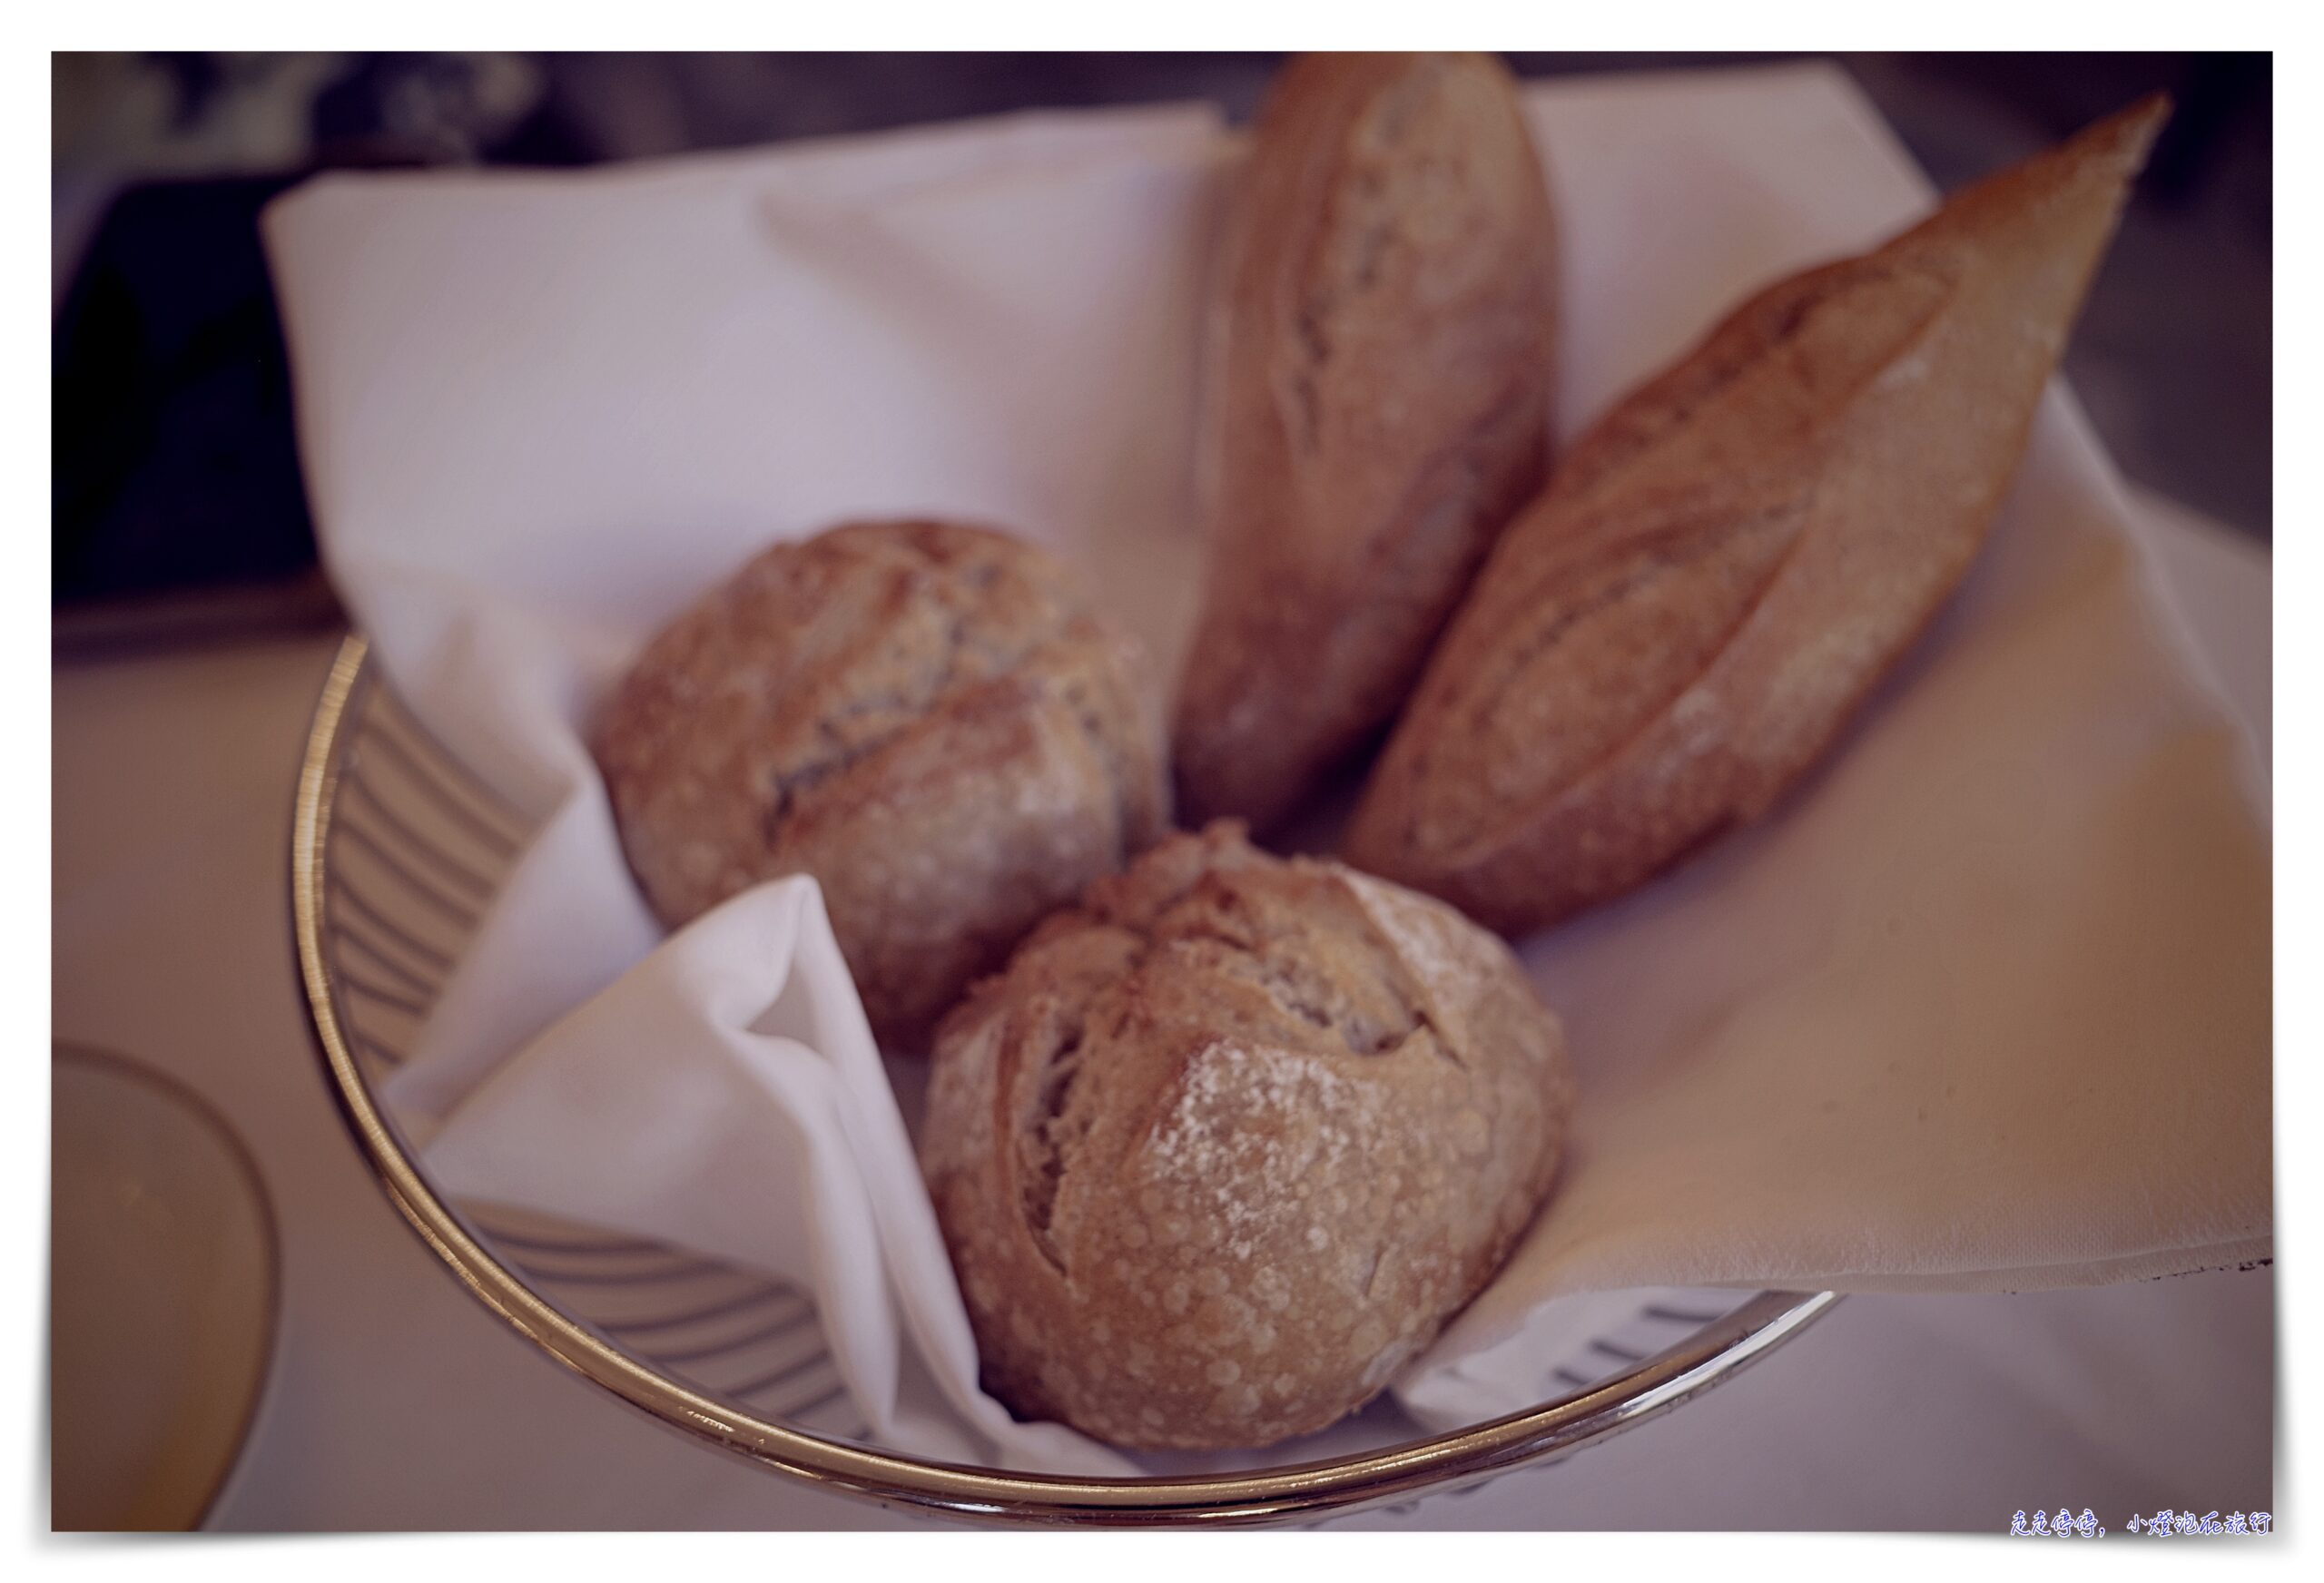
[1344, 96, 2168, 934]
[1173, 52, 1558, 833]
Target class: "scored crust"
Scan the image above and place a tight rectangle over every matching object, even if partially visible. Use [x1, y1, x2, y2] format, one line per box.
[1344, 96, 2170, 933]
[921, 821, 1573, 1450]
[591, 519, 1168, 1048]
[1172, 51, 1559, 834]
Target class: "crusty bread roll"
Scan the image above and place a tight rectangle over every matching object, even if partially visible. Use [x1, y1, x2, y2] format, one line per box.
[1172, 52, 1559, 834]
[1344, 96, 2169, 934]
[921, 821, 1573, 1450]
[592, 519, 1167, 1049]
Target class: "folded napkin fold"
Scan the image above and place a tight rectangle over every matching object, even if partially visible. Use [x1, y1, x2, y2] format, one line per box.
[265, 64, 2270, 1474]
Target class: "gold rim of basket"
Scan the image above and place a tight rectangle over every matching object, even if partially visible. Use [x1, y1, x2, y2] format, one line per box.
[291, 631, 1837, 1527]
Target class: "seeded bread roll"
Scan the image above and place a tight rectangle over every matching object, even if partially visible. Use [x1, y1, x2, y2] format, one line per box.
[592, 519, 1167, 1049]
[1344, 97, 2169, 934]
[1172, 51, 1559, 833]
[921, 821, 1573, 1450]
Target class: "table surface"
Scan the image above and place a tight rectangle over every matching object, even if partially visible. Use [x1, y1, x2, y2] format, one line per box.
[48, 491, 2271, 1531]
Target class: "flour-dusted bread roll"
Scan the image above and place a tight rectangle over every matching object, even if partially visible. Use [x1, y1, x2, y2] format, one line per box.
[921, 821, 1573, 1450]
[592, 519, 1167, 1049]
[1344, 97, 2169, 934]
[1172, 52, 1559, 833]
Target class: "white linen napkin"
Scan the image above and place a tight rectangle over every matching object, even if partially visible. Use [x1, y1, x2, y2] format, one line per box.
[264, 64, 2270, 1472]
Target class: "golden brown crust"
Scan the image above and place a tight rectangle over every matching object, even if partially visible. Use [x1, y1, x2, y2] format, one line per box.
[1171, 52, 1559, 834]
[592, 519, 1168, 1048]
[1344, 96, 2170, 934]
[921, 822, 1573, 1450]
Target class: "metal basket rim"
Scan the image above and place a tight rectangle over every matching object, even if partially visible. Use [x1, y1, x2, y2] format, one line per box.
[291, 631, 1838, 1527]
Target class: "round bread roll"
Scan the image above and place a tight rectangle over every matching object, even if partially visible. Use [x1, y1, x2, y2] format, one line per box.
[592, 519, 1168, 1049]
[921, 821, 1574, 1450]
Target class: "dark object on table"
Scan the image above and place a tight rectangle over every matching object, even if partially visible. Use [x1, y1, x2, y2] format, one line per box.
[51, 176, 334, 648]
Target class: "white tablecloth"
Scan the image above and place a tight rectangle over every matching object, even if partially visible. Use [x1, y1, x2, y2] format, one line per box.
[48, 490, 2270, 1530]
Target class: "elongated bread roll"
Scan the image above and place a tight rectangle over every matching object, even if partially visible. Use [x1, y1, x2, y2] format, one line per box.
[1344, 96, 2169, 934]
[1172, 52, 1559, 833]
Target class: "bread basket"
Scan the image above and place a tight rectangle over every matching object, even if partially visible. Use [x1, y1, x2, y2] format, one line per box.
[292, 633, 1837, 1527]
